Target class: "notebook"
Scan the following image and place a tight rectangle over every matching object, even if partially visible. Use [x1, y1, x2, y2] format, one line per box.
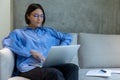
[33, 45, 80, 67]
[86, 69, 111, 77]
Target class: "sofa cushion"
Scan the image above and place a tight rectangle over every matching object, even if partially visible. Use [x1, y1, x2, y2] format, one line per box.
[70, 33, 79, 66]
[78, 33, 120, 68]
[70, 33, 78, 45]
[8, 76, 30, 80]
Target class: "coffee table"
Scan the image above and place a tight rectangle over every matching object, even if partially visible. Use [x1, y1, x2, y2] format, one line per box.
[79, 69, 120, 80]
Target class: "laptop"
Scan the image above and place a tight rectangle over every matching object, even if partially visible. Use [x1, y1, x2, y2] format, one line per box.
[33, 45, 80, 67]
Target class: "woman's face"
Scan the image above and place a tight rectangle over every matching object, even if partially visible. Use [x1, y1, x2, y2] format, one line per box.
[27, 9, 44, 29]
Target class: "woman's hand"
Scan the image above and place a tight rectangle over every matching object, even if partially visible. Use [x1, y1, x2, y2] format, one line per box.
[30, 50, 46, 62]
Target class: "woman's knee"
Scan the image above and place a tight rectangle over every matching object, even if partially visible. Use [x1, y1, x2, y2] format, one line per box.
[47, 68, 65, 80]
[65, 63, 79, 71]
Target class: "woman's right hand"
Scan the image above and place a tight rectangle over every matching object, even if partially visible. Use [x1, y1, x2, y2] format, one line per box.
[30, 50, 46, 62]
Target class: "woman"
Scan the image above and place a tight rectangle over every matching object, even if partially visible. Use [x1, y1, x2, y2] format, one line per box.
[2, 3, 78, 80]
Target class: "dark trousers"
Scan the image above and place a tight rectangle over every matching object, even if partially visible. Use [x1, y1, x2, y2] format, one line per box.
[20, 63, 79, 80]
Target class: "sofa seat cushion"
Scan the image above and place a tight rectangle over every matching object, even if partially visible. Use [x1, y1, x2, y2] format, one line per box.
[78, 33, 120, 68]
[8, 76, 30, 80]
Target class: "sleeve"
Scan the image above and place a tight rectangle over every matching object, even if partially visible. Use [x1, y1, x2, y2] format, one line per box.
[2, 30, 31, 57]
[47, 27, 73, 45]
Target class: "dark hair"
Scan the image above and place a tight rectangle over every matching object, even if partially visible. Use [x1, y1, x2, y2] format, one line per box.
[25, 3, 46, 26]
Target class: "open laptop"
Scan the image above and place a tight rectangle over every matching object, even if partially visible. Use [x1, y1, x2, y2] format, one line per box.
[33, 45, 80, 67]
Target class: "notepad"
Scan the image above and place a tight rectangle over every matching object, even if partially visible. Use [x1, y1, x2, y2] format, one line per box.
[86, 69, 111, 77]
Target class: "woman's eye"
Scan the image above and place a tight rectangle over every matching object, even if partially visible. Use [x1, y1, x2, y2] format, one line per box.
[34, 14, 39, 17]
[33, 14, 44, 18]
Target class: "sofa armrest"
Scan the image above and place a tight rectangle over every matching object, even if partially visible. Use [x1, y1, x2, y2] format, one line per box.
[0, 48, 15, 80]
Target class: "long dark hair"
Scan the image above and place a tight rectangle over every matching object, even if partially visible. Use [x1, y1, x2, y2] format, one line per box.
[25, 3, 46, 26]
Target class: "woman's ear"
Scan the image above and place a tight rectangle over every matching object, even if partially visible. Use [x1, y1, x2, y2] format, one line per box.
[27, 14, 30, 19]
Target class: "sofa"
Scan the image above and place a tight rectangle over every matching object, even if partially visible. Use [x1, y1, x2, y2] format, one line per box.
[1, 32, 120, 80]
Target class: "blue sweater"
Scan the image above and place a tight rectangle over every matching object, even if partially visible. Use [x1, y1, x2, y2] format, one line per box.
[2, 26, 72, 73]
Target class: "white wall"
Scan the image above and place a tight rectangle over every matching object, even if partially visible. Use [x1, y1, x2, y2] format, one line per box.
[0, 0, 11, 49]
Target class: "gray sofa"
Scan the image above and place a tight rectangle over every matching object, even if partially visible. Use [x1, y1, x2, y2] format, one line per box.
[1, 33, 120, 80]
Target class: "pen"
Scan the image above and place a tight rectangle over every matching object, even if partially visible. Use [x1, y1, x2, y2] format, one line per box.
[101, 69, 107, 73]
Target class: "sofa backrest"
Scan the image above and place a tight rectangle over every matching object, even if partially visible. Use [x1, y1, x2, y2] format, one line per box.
[78, 33, 120, 68]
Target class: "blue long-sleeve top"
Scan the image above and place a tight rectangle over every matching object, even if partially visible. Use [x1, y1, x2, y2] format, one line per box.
[2, 26, 72, 73]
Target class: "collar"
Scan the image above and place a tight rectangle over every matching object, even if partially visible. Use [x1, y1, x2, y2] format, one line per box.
[23, 26, 44, 31]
